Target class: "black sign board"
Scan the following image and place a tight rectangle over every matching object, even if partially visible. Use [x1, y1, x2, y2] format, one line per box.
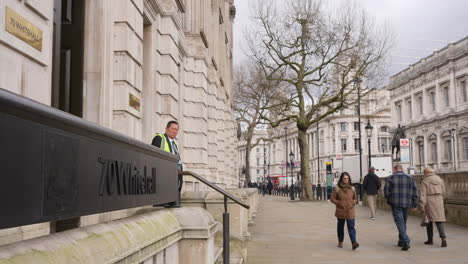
[0, 89, 178, 229]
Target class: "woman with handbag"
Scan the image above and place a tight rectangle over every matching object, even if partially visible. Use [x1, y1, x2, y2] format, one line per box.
[419, 167, 447, 247]
[331, 172, 359, 250]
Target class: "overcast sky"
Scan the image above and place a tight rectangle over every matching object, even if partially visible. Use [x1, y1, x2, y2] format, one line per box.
[233, 0, 468, 86]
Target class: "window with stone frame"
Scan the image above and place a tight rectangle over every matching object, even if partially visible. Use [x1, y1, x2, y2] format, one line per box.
[257, 158, 260, 165]
[378, 137, 390, 152]
[340, 122, 347, 132]
[443, 85, 450, 108]
[395, 102, 402, 121]
[341, 139, 347, 152]
[464, 137, 468, 160]
[427, 88, 436, 112]
[257, 147, 259, 152]
[460, 79, 467, 103]
[354, 138, 360, 152]
[354, 122, 360, 131]
[380, 126, 388, 132]
[444, 139, 452, 161]
[406, 98, 412, 119]
[430, 142, 438, 163]
[416, 93, 423, 116]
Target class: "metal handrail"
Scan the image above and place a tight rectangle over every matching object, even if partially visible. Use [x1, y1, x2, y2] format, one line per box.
[179, 171, 249, 209]
[179, 170, 249, 264]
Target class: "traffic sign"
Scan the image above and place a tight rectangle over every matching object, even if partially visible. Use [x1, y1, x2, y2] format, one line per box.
[336, 154, 342, 160]
[400, 138, 409, 147]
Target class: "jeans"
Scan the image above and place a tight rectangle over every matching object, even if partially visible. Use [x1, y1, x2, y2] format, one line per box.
[337, 218, 357, 243]
[391, 206, 410, 245]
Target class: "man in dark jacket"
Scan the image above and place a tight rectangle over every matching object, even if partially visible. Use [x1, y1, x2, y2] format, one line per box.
[363, 167, 381, 220]
[267, 179, 273, 195]
[384, 164, 418, 251]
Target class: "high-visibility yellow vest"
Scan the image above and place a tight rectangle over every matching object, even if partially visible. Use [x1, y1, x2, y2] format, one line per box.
[156, 133, 177, 154]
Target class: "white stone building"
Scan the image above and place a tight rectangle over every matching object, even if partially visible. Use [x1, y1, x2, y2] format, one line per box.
[0, 0, 239, 244]
[237, 89, 393, 186]
[0, 0, 238, 188]
[388, 36, 468, 173]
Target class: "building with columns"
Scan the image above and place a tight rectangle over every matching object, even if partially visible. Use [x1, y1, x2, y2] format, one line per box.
[238, 89, 393, 186]
[388, 36, 468, 173]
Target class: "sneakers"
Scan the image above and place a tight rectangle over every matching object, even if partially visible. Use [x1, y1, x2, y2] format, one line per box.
[352, 242, 360, 250]
[401, 243, 410, 251]
[337, 242, 343, 248]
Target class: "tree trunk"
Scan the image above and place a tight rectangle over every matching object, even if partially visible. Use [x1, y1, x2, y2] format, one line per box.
[298, 128, 314, 200]
[244, 139, 252, 187]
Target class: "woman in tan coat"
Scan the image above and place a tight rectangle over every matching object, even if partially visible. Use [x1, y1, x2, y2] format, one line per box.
[419, 168, 447, 247]
[331, 172, 359, 250]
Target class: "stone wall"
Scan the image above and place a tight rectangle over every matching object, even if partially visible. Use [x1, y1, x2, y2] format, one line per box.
[369, 171, 468, 227]
[0, 207, 218, 264]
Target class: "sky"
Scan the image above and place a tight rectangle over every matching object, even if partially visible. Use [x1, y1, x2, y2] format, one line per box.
[233, 0, 468, 86]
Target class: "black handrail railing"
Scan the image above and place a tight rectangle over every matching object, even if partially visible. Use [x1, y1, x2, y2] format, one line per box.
[179, 171, 249, 264]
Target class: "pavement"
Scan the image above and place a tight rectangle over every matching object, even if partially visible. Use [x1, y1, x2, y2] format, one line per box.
[246, 195, 468, 264]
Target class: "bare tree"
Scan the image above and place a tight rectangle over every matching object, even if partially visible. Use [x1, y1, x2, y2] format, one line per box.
[234, 63, 285, 186]
[246, 0, 392, 199]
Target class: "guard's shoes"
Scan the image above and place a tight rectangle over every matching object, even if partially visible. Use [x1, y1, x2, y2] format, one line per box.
[401, 243, 410, 251]
[424, 240, 433, 245]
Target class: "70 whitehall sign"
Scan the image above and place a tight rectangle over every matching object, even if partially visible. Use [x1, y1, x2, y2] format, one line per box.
[98, 158, 156, 196]
[0, 88, 178, 229]
[5, 7, 43, 51]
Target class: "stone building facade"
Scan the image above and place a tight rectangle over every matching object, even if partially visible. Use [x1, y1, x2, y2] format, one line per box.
[238, 89, 392, 185]
[388, 36, 468, 173]
[0, 0, 238, 188]
[0, 0, 238, 245]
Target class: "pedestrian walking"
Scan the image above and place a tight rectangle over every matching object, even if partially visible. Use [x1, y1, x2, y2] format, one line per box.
[363, 167, 381, 220]
[331, 172, 360, 250]
[384, 164, 418, 251]
[262, 182, 267, 196]
[419, 168, 447, 247]
[267, 179, 273, 195]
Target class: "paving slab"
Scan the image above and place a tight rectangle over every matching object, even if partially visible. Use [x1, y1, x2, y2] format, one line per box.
[246, 195, 468, 264]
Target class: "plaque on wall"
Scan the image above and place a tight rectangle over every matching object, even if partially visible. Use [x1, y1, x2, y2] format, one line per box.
[129, 93, 141, 111]
[5, 7, 43, 51]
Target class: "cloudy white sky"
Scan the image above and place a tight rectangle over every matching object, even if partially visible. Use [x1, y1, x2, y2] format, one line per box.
[233, 0, 468, 85]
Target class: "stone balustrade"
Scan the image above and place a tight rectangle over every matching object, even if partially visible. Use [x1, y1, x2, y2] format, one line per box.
[369, 171, 468, 227]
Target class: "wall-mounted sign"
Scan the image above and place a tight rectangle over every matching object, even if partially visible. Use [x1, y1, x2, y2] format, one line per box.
[129, 93, 141, 111]
[5, 7, 43, 51]
[0, 89, 178, 229]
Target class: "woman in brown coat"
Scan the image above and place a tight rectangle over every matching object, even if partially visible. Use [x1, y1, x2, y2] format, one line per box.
[419, 168, 447, 247]
[331, 172, 359, 250]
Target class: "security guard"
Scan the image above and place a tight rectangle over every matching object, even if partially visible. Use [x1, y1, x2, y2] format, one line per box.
[152, 120, 183, 207]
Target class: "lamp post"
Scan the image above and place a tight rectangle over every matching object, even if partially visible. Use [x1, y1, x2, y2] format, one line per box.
[449, 128, 456, 171]
[290, 151, 295, 200]
[353, 77, 363, 201]
[365, 120, 373, 167]
[284, 127, 288, 187]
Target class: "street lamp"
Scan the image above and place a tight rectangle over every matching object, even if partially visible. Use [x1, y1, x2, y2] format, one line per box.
[365, 120, 373, 167]
[289, 151, 295, 200]
[353, 77, 363, 201]
[449, 128, 456, 171]
[284, 127, 288, 187]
